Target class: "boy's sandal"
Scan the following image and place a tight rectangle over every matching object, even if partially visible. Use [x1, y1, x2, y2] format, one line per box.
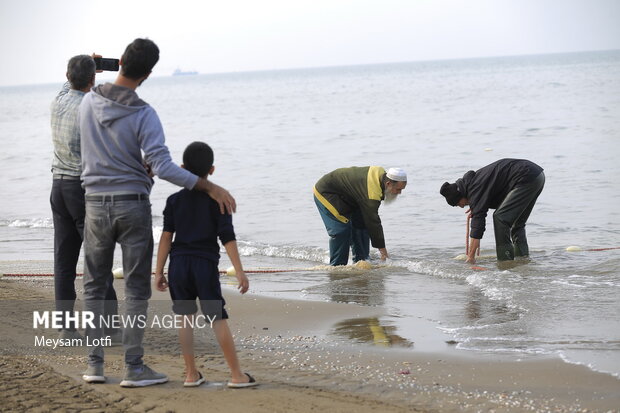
[227, 373, 258, 388]
[184, 372, 206, 387]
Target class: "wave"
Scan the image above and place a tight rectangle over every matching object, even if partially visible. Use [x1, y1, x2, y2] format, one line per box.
[218, 241, 527, 313]
[0, 218, 53, 229]
[465, 272, 520, 305]
[0, 222, 542, 317]
[439, 324, 505, 332]
[455, 344, 549, 355]
[237, 240, 329, 263]
[558, 352, 620, 379]
[154, 227, 329, 264]
[402, 258, 524, 311]
[403, 259, 457, 279]
[448, 339, 620, 379]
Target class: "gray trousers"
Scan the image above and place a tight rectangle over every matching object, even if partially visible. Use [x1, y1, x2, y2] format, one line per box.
[83, 197, 153, 368]
[493, 172, 545, 260]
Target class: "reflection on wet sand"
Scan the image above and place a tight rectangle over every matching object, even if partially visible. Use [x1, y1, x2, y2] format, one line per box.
[324, 264, 416, 347]
[326, 270, 385, 306]
[331, 317, 413, 348]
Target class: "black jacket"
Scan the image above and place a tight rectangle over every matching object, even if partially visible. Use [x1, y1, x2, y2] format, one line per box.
[457, 159, 543, 239]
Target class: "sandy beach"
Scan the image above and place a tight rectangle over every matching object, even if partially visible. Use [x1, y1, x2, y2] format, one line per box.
[1, 273, 619, 413]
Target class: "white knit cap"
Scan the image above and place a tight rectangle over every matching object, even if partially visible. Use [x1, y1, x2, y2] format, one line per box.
[386, 167, 407, 182]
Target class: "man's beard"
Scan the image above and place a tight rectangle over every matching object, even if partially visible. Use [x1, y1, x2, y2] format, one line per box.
[384, 191, 399, 205]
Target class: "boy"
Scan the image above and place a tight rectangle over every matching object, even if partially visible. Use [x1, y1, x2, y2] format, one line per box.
[155, 141, 257, 388]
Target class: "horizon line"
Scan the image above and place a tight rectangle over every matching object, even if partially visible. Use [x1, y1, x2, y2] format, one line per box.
[2, 48, 618, 89]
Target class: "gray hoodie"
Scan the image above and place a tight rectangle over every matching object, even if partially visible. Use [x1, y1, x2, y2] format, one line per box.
[79, 83, 197, 195]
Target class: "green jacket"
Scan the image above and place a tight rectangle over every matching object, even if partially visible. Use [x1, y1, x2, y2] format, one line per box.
[314, 166, 386, 248]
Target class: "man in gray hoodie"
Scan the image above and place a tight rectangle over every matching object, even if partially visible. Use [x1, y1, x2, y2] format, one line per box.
[79, 38, 235, 387]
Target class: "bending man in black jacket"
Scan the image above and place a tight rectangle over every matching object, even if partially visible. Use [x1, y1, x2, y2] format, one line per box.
[440, 159, 545, 263]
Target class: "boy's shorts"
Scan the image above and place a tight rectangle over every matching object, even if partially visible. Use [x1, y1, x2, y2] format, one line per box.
[168, 255, 228, 320]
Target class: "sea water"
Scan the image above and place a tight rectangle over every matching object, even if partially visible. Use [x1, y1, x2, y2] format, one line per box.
[1, 50, 619, 377]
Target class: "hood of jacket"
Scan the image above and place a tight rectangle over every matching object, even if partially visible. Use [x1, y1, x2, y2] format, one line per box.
[456, 170, 476, 199]
[89, 83, 148, 126]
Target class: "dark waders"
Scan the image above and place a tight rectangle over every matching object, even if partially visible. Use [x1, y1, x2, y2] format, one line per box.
[493, 172, 545, 260]
[315, 197, 370, 265]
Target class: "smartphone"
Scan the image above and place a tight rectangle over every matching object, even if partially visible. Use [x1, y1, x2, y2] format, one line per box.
[94, 57, 119, 72]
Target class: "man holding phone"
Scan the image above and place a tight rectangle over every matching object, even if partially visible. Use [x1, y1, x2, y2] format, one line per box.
[50, 54, 120, 343]
[93, 57, 120, 71]
[79, 38, 236, 387]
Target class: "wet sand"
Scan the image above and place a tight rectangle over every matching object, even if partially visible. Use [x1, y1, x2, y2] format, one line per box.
[1, 275, 619, 413]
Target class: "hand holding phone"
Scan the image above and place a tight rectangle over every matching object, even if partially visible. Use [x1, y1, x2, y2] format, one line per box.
[94, 57, 119, 72]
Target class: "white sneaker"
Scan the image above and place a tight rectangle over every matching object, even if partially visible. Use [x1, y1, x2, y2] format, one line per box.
[82, 365, 105, 383]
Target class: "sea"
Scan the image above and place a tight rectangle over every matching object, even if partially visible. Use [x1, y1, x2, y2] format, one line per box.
[1, 50, 619, 379]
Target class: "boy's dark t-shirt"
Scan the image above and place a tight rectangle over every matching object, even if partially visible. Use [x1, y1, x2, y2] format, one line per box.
[163, 188, 235, 261]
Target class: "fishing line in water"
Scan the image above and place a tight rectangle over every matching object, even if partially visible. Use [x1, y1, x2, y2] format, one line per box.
[2, 261, 385, 278]
[1, 244, 618, 278]
[461, 216, 620, 271]
[1, 259, 383, 278]
[566, 246, 620, 252]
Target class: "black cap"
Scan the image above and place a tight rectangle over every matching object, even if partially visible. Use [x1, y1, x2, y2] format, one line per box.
[440, 182, 461, 206]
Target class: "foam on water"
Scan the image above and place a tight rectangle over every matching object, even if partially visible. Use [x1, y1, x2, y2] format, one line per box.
[1, 218, 53, 229]
[214, 238, 620, 378]
[237, 240, 329, 263]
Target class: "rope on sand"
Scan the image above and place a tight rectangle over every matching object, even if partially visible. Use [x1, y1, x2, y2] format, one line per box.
[1, 269, 306, 278]
[221, 269, 301, 273]
[1, 261, 379, 278]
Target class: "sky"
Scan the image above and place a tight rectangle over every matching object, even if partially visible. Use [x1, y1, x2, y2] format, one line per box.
[1, 0, 619, 87]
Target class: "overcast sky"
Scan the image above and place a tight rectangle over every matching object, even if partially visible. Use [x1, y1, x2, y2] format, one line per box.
[1, 0, 619, 87]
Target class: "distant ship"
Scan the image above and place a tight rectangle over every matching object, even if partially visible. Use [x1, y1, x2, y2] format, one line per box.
[172, 68, 198, 76]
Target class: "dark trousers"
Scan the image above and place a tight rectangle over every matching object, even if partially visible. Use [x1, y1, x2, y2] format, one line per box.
[315, 196, 370, 266]
[50, 177, 118, 331]
[493, 172, 545, 260]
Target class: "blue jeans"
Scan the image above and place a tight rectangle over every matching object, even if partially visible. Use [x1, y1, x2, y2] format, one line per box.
[83, 196, 152, 368]
[314, 196, 370, 266]
[50, 177, 118, 332]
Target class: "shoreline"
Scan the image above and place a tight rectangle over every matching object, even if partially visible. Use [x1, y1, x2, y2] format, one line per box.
[1, 276, 619, 412]
[5, 257, 620, 380]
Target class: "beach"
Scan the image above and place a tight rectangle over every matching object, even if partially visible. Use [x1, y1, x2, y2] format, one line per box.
[2, 274, 619, 413]
[1, 50, 620, 412]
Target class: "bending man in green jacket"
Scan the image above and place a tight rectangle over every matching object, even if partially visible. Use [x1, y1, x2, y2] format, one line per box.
[314, 166, 407, 266]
